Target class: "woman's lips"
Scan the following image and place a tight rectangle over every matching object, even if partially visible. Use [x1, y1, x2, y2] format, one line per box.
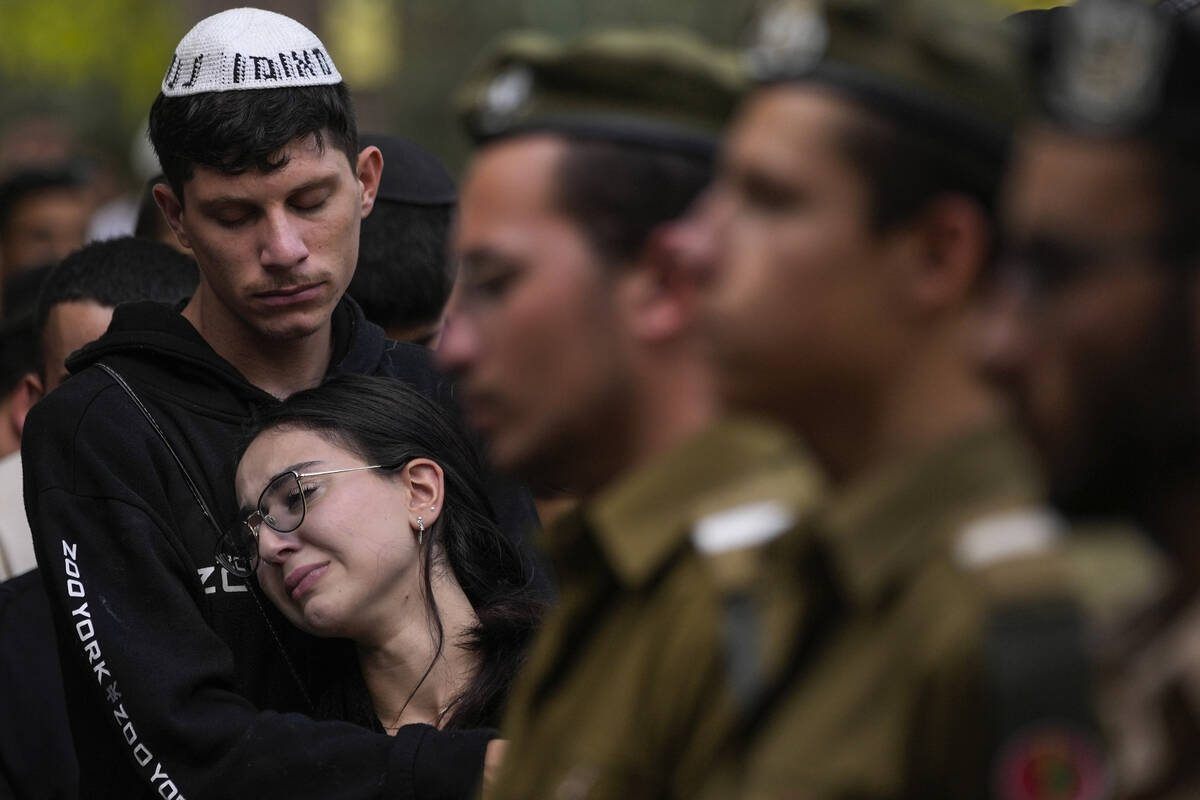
[285, 562, 329, 601]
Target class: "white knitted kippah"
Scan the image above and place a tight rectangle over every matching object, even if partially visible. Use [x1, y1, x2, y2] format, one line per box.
[161, 7, 342, 97]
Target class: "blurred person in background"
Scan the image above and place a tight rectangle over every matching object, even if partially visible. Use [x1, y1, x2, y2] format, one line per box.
[0, 312, 37, 580]
[980, 1, 1200, 795]
[0, 165, 92, 284]
[682, 0, 1153, 795]
[0, 235, 197, 799]
[350, 133, 457, 348]
[441, 29, 822, 799]
[30, 236, 198, 395]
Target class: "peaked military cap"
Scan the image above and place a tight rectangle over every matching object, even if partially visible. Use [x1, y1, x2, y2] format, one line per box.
[456, 29, 745, 156]
[746, 0, 1027, 159]
[1030, 0, 1200, 140]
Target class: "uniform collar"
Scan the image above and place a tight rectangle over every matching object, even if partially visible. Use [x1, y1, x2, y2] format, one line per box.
[818, 419, 1043, 611]
[542, 418, 822, 588]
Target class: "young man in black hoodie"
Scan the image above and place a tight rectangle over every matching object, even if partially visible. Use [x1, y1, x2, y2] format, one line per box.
[22, 9, 522, 799]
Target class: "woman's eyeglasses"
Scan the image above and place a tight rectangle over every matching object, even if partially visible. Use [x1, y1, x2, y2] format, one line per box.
[216, 464, 391, 578]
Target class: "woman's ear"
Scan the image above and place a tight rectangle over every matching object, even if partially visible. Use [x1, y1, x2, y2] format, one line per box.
[402, 458, 444, 528]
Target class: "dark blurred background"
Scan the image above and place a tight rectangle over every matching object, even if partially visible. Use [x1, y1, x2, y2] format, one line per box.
[0, 0, 1062, 219]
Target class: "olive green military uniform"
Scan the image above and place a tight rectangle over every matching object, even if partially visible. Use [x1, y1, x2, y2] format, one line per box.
[486, 419, 822, 800]
[700, 421, 1132, 800]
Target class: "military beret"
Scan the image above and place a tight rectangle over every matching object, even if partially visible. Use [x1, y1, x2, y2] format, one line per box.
[456, 29, 745, 156]
[360, 133, 456, 206]
[746, 0, 1028, 157]
[1030, 0, 1200, 140]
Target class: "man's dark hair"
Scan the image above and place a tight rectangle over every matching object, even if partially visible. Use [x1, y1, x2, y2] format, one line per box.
[148, 84, 359, 201]
[34, 237, 198, 376]
[553, 139, 714, 265]
[245, 374, 546, 731]
[834, 104, 1005, 235]
[349, 202, 454, 333]
[0, 166, 88, 234]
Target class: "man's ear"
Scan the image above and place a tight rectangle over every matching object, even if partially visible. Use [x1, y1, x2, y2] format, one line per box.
[620, 225, 698, 343]
[10, 372, 42, 440]
[152, 183, 192, 251]
[401, 458, 445, 527]
[903, 194, 990, 315]
[357, 145, 384, 219]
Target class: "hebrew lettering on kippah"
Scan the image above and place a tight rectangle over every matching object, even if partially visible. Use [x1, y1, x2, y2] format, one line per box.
[181, 54, 204, 89]
[164, 55, 181, 89]
[292, 50, 317, 78]
[233, 53, 246, 84]
[278, 53, 293, 79]
[312, 48, 332, 76]
[250, 55, 280, 81]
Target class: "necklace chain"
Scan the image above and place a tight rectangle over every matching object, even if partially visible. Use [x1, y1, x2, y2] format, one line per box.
[381, 703, 451, 732]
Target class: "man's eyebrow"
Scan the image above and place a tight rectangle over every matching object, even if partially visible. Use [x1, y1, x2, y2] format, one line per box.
[459, 248, 512, 277]
[195, 176, 340, 210]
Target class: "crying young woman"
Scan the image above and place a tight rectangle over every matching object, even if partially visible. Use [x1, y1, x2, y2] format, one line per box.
[230, 374, 544, 734]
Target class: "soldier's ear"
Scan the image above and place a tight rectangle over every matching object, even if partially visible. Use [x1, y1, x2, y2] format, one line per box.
[902, 194, 990, 315]
[621, 224, 698, 344]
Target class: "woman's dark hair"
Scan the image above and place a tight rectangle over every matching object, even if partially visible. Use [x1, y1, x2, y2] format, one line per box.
[148, 83, 359, 202]
[244, 374, 544, 729]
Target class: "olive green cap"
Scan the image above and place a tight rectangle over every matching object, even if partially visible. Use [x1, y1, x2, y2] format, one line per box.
[746, 0, 1028, 156]
[457, 28, 745, 156]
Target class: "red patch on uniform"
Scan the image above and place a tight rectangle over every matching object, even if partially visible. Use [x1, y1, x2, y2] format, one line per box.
[994, 725, 1109, 800]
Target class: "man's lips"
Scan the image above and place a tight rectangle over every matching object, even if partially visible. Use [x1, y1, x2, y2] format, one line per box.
[254, 282, 324, 306]
[284, 561, 329, 601]
[460, 393, 502, 433]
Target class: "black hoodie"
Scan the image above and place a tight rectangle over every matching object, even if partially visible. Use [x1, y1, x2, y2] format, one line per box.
[21, 297, 528, 800]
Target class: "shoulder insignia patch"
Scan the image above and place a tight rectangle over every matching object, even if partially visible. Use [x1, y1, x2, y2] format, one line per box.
[692, 500, 795, 556]
[994, 725, 1110, 800]
[956, 508, 1063, 569]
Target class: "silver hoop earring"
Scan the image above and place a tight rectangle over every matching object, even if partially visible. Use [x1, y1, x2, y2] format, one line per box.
[417, 516, 424, 546]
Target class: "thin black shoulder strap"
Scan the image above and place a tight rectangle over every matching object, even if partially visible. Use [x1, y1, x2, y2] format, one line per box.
[94, 361, 315, 712]
[96, 362, 222, 536]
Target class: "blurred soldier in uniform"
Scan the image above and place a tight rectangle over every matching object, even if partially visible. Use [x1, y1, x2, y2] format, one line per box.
[980, 1, 1200, 796]
[679, 0, 1148, 796]
[440, 30, 822, 800]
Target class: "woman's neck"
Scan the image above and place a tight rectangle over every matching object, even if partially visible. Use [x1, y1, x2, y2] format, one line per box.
[357, 567, 481, 732]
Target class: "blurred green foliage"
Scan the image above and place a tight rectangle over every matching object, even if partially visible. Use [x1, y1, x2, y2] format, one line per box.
[0, 0, 182, 180]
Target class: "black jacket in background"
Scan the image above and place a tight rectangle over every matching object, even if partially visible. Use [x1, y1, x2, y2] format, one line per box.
[22, 297, 538, 800]
[0, 568, 76, 799]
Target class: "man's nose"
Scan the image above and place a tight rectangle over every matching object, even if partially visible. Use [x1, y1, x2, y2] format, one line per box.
[260, 209, 310, 270]
[434, 291, 479, 376]
[975, 273, 1037, 394]
[671, 189, 731, 288]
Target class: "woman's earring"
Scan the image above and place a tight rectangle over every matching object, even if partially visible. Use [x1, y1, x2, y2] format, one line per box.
[417, 516, 424, 546]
